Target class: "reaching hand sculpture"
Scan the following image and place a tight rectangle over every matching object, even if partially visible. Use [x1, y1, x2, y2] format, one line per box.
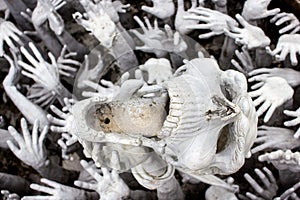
[6, 118, 48, 170]
[249, 67, 300, 87]
[270, 12, 300, 34]
[248, 76, 294, 123]
[175, 0, 199, 35]
[231, 47, 254, 75]
[93, 0, 123, 23]
[241, 0, 280, 21]
[251, 126, 300, 154]
[74, 160, 130, 200]
[266, 34, 300, 66]
[139, 58, 172, 85]
[184, 7, 238, 39]
[22, 178, 86, 200]
[141, 0, 175, 20]
[0, 18, 23, 56]
[73, 0, 117, 48]
[32, 0, 66, 35]
[161, 24, 188, 54]
[47, 104, 74, 134]
[244, 167, 278, 200]
[76, 54, 104, 90]
[1, 190, 20, 200]
[112, 1, 130, 14]
[131, 16, 166, 57]
[18, 42, 72, 103]
[205, 177, 238, 200]
[284, 107, 300, 138]
[259, 150, 300, 172]
[224, 14, 271, 49]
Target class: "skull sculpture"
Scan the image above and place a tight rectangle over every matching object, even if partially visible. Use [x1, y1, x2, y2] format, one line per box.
[71, 58, 257, 188]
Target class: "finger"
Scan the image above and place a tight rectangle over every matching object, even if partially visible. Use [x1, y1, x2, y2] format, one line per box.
[289, 47, 298, 66]
[29, 42, 45, 63]
[38, 126, 48, 150]
[275, 15, 292, 26]
[143, 16, 152, 30]
[279, 46, 289, 61]
[198, 31, 216, 39]
[246, 192, 260, 200]
[32, 119, 39, 148]
[248, 88, 263, 98]
[294, 128, 300, 139]
[20, 118, 32, 148]
[50, 105, 68, 119]
[265, 8, 281, 18]
[235, 14, 248, 27]
[102, 167, 111, 180]
[249, 74, 270, 82]
[251, 82, 264, 90]
[164, 24, 173, 39]
[251, 142, 274, 154]
[223, 28, 241, 39]
[283, 110, 300, 117]
[8, 126, 25, 147]
[18, 60, 36, 74]
[263, 167, 276, 183]
[7, 140, 20, 154]
[100, 79, 115, 88]
[253, 96, 265, 107]
[270, 12, 286, 23]
[280, 23, 298, 34]
[284, 117, 300, 127]
[22, 196, 52, 200]
[111, 150, 121, 170]
[291, 26, 300, 34]
[244, 173, 264, 194]
[231, 59, 246, 74]
[264, 103, 278, 123]
[254, 168, 271, 188]
[248, 68, 271, 76]
[130, 30, 145, 41]
[30, 183, 54, 194]
[41, 178, 61, 188]
[133, 16, 147, 33]
[74, 180, 97, 190]
[256, 101, 271, 118]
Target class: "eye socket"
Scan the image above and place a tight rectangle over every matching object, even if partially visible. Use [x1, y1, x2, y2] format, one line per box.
[104, 118, 110, 124]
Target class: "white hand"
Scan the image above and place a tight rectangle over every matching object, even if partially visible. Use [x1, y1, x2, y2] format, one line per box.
[141, 0, 175, 20]
[242, 0, 280, 21]
[6, 118, 48, 170]
[47, 104, 74, 133]
[270, 12, 300, 34]
[244, 167, 278, 200]
[57, 45, 80, 77]
[18, 42, 61, 95]
[22, 178, 86, 200]
[0, 19, 23, 56]
[175, 0, 198, 35]
[266, 34, 300, 66]
[74, 159, 130, 200]
[251, 126, 300, 154]
[224, 14, 271, 49]
[185, 7, 238, 39]
[231, 47, 254, 74]
[275, 182, 300, 200]
[248, 76, 294, 123]
[82, 79, 120, 100]
[139, 58, 172, 84]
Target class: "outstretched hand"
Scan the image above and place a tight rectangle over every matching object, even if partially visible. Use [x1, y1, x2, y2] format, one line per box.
[141, 0, 175, 20]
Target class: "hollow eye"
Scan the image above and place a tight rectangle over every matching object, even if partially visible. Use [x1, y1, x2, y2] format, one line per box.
[104, 118, 110, 124]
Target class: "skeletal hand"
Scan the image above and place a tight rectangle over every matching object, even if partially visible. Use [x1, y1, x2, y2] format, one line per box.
[249, 67, 300, 87]
[139, 58, 172, 84]
[18, 42, 61, 95]
[284, 107, 300, 138]
[73, 0, 117, 47]
[22, 178, 86, 200]
[141, 0, 175, 20]
[259, 150, 300, 172]
[74, 159, 130, 200]
[242, 0, 280, 21]
[185, 7, 238, 39]
[1, 190, 20, 200]
[32, 0, 66, 34]
[274, 181, 300, 200]
[7, 118, 48, 170]
[231, 47, 254, 75]
[0, 19, 23, 56]
[26, 84, 56, 108]
[270, 12, 300, 34]
[175, 0, 199, 35]
[57, 45, 80, 77]
[224, 14, 271, 49]
[244, 167, 278, 200]
[251, 126, 300, 154]
[248, 76, 294, 123]
[266, 34, 300, 66]
[131, 16, 166, 57]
